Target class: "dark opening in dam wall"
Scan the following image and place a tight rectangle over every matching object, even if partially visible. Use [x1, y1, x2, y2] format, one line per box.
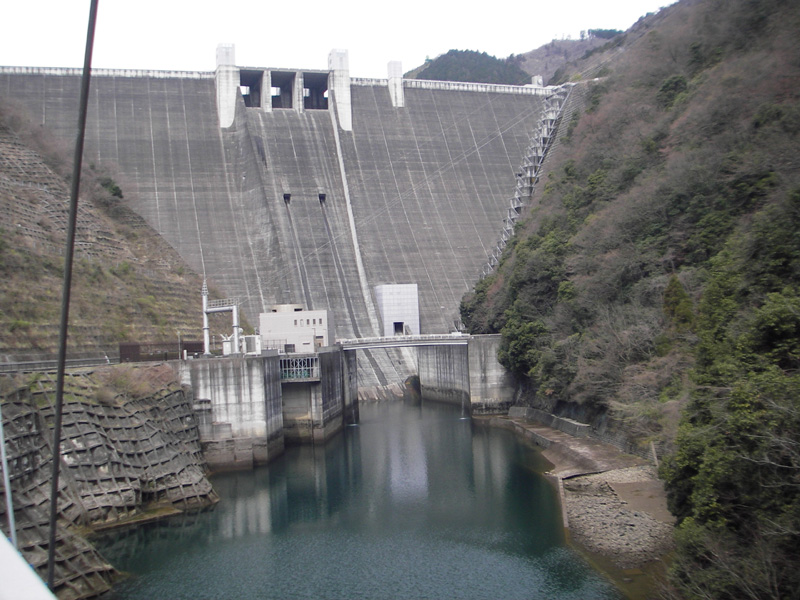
[0, 50, 568, 393]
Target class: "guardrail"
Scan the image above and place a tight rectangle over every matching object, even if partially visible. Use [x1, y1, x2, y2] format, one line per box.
[337, 333, 470, 350]
[279, 355, 320, 381]
[0, 357, 116, 373]
[402, 78, 554, 96]
[0, 66, 213, 79]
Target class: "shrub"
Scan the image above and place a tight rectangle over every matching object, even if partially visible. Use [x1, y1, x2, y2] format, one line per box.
[9, 319, 32, 332]
[100, 364, 178, 399]
[498, 315, 548, 376]
[657, 74, 688, 108]
[415, 49, 531, 85]
[663, 274, 695, 332]
[110, 261, 133, 278]
[99, 176, 123, 199]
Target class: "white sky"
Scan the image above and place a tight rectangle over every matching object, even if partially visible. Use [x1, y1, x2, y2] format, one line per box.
[1, 1, 673, 79]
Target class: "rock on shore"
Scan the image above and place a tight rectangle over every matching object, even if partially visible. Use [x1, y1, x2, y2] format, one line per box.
[562, 465, 674, 569]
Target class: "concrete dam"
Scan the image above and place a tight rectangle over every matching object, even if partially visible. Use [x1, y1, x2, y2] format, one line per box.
[0, 47, 569, 394]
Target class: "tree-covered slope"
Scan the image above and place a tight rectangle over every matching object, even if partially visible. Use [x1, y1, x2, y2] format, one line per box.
[410, 49, 532, 85]
[460, 0, 799, 596]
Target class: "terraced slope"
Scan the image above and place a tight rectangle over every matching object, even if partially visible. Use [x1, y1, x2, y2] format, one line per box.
[0, 115, 231, 358]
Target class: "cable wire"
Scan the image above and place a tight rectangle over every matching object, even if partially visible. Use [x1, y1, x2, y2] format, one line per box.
[46, 0, 99, 591]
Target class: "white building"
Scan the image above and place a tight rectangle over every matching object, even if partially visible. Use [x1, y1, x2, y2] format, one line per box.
[374, 284, 420, 336]
[259, 304, 334, 354]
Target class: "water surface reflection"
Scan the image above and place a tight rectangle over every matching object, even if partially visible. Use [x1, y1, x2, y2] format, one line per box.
[97, 402, 620, 599]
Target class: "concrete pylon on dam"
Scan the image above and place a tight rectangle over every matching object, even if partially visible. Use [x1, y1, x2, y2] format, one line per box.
[0, 47, 568, 397]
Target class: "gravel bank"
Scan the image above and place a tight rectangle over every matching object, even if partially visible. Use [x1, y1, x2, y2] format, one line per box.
[562, 465, 674, 569]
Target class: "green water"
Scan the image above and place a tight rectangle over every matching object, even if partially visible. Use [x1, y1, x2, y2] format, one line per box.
[95, 401, 620, 599]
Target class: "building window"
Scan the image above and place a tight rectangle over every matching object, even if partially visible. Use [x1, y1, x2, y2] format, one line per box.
[294, 319, 297, 326]
[313, 318, 316, 325]
[307, 319, 310, 325]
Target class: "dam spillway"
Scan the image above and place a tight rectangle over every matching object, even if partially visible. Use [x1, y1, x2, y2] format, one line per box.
[0, 50, 566, 392]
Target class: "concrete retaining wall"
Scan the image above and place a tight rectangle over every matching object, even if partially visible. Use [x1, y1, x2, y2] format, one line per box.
[507, 407, 591, 438]
[467, 334, 516, 414]
[181, 355, 284, 470]
[418, 345, 470, 410]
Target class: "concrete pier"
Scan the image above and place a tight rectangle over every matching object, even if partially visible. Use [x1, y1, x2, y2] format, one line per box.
[418, 345, 470, 410]
[281, 347, 354, 444]
[180, 355, 284, 470]
[411, 335, 517, 414]
[467, 335, 517, 414]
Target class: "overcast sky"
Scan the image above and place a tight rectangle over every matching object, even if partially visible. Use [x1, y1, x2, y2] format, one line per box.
[1, 1, 674, 79]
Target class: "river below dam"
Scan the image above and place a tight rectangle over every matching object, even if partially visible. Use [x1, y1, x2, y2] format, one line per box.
[94, 401, 621, 599]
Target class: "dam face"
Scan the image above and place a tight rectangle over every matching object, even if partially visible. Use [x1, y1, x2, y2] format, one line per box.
[0, 51, 562, 392]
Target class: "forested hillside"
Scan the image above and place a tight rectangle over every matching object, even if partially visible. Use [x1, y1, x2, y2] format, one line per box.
[405, 32, 625, 87]
[408, 49, 531, 85]
[459, 0, 799, 597]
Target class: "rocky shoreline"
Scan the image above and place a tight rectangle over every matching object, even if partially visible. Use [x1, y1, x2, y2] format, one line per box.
[483, 416, 675, 572]
[562, 465, 674, 569]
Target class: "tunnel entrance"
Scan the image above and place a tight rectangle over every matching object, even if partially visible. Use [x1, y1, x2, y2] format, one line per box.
[271, 71, 295, 109]
[303, 72, 328, 110]
[239, 69, 263, 108]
